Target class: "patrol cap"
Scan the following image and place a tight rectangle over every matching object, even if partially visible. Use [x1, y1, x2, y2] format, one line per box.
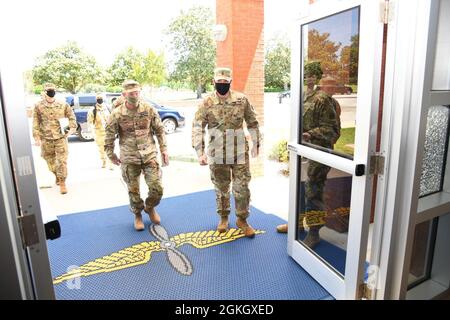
[214, 67, 232, 82]
[122, 79, 141, 93]
[44, 83, 56, 90]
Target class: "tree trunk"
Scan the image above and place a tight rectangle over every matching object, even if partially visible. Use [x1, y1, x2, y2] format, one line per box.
[196, 84, 202, 99]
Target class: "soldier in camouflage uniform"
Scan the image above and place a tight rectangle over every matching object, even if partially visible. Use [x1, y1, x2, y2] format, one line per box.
[192, 67, 261, 238]
[33, 83, 77, 194]
[105, 80, 169, 231]
[87, 93, 112, 169]
[277, 62, 340, 249]
[112, 95, 125, 109]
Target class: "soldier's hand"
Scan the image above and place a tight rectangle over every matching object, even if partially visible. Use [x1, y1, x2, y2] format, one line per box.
[111, 155, 121, 166]
[161, 151, 169, 167]
[34, 138, 41, 147]
[198, 154, 208, 166]
[251, 145, 259, 158]
[302, 132, 311, 142]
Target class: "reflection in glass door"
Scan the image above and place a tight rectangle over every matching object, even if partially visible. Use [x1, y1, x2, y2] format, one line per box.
[297, 6, 360, 276]
[297, 157, 353, 276]
[288, 0, 384, 299]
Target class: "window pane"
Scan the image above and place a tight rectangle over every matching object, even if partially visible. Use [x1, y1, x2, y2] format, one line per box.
[432, 0, 450, 91]
[296, 156, 352, 277]
[301, 7, 360, 159]
[408, 220, 436, 287]
[419, 106, 450, 197]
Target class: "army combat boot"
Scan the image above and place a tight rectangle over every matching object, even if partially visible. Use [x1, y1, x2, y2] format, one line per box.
[303, 229, 320, 249]
[134, 212, 145, 231]
[144, 207, 160, 225]
[59, 180, 67, 194]
[236, 218, 255, 238]
[217, 216, 229, 233]
[276, 224, 288, 233]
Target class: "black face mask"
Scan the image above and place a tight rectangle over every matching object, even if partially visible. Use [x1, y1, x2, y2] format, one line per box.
[215, 82, 231, 96]
[97, 99, 103, 104]
[46, 90, 56, 98]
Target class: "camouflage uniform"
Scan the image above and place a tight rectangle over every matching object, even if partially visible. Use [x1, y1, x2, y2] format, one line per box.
[112, 96, 125, 109]
[303, 89, 340, 231]
[87, 95, 111, 167]
[32, 83, 77, 184]
[104, 82, 167, 215]
[192, 84, 260, 220]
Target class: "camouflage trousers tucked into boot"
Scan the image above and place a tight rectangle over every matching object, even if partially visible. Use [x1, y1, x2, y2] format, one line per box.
[121, 160, 163, 222]
[58, 179, 67, 194]
[236, 218, 255, 238]
[217, 216, 229, 233]
[41, 137, 68, 182]
[144, 207, 161, 225]
[303, 228, 321, 248]
[210, 162, 251, 214]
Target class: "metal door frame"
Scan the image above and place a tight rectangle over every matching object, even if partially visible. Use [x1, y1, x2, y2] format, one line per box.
[375, 0, 450, 299]
[0, 46, 55, 299]
[287, 0, 384, 299]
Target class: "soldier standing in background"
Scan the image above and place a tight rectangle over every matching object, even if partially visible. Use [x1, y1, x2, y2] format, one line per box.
[112, 95, 125, 109]
[192, 67, 261, 238]
[277, 62, 340, 249]
[33, 83, 77, 194]
[105, 80, 169, 231]
[87, 93, 113, 169]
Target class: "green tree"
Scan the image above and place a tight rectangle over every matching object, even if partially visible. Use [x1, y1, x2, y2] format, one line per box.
[32, 41, 104, 94]
[132, 50, 167, 87]
[108, 47, 167, 88]
[348, 34, 359, 85]
[108, 47, 144, 86]
[165, 6, 216, 98]
[339, 34, 359, 85]
[307, 29, 341, 79]
[265, 34, 291, 90]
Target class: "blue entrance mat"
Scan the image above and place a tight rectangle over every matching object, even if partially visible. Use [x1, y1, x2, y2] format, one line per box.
[48, 190, 335, 300]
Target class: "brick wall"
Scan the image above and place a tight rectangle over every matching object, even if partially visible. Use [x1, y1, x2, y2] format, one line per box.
[216, 0, 265, 176]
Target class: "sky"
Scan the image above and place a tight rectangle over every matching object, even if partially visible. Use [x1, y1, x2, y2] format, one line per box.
[308, 7, 359, 47]
[0, 0, 306, 72]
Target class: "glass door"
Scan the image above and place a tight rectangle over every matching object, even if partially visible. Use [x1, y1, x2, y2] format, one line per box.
[287, 0, 385, 299]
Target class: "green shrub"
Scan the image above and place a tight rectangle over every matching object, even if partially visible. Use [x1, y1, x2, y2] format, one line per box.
[269, 139, 289, 163]
[33, 85, 43, 95]
[264, 87, 283, 93]
[105, 85, 123, 93]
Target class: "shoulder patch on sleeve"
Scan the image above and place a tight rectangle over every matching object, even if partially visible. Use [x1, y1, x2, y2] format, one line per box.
[204, 97, 213, 107]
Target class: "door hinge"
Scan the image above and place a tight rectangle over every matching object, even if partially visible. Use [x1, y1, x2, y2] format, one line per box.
[370, 154, 385, 176]
[17, 214, 40, 248]
[380, 1, 394, 24]
[359, 283, 373, 300]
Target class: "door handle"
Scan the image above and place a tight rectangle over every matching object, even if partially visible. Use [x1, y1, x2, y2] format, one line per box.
[355, 164, 365, 176]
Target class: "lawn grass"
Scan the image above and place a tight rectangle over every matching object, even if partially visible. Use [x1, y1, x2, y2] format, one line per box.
[334, 127, 355, 156]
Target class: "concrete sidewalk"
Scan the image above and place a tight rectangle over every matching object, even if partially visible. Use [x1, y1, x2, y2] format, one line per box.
[34, 138, 289, 223]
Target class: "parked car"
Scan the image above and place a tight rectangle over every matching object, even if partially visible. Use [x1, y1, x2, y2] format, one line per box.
[65, 94, 185, 141]
[142, 98, 186, 135]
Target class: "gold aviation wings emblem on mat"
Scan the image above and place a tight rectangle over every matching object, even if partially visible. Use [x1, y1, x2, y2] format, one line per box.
[53, 225, 265, 284]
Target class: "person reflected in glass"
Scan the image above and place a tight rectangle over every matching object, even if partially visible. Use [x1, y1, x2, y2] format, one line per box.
[277, 62, 341, 249]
